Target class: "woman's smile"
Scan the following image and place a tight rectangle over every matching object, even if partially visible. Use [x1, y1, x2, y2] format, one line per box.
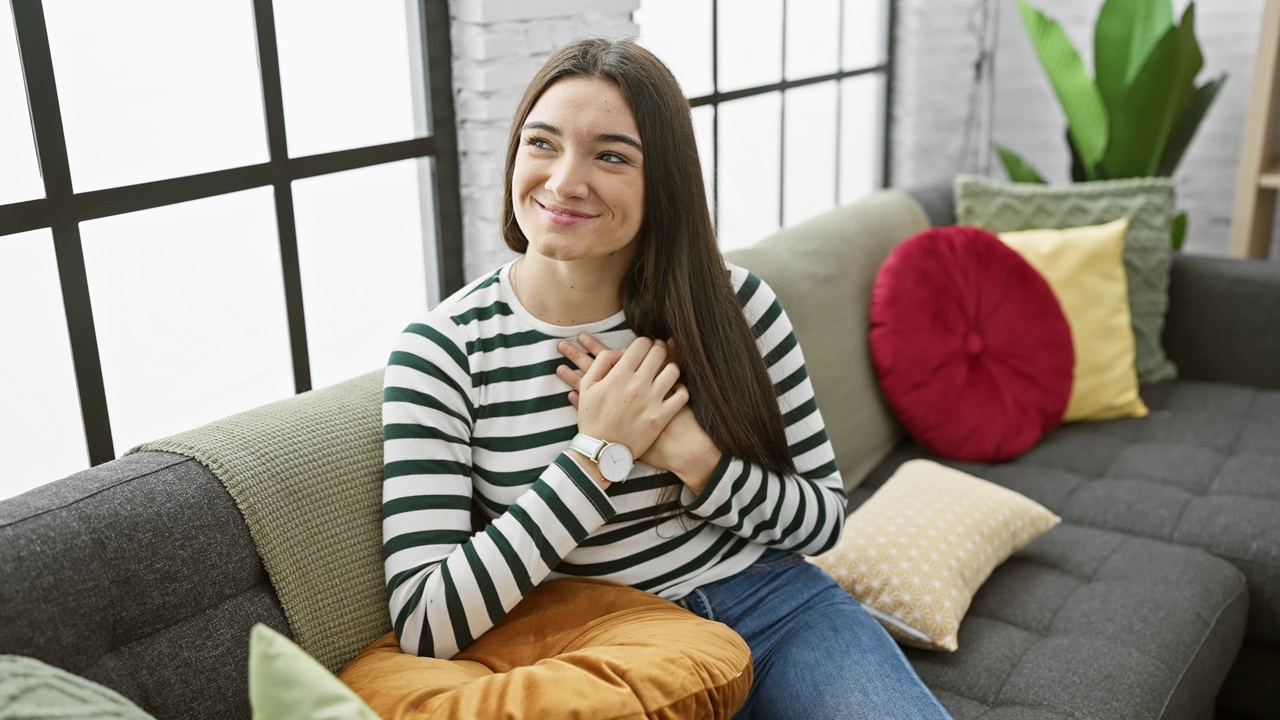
[537, 200, 598, 226]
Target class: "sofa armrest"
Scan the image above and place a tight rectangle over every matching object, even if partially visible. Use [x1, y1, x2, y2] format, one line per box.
[1164, 254, 1280, 389]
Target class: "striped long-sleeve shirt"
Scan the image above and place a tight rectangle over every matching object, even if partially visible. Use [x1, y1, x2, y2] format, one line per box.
[382, 259, 846, 658]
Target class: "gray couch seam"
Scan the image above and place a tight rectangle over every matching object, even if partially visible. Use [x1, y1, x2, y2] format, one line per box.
[83, 578, 282, 677]
[1156, 564, 1248, 719]
[973, 704, 1078, 720]
[0, 452, 193, 530]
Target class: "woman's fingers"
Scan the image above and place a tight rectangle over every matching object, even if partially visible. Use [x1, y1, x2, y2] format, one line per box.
[637, 338, 670, 380]
[555, 363, 582, 392]
[659, 383, 690, 421]
[653, 356, 681, 396]
[616, 336, 655, 373]
[578, 333, 611, 357]
[557, 340, 593, 373]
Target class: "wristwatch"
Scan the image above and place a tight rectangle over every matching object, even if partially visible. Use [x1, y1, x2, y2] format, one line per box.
[568, 433, 634, 483]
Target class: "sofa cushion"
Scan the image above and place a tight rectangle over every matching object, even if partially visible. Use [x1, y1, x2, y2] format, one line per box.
[998, 219, 1148, 422]
[726, 189, 930, 490]
[866, 380, 1280, 649]
[868, 226, 1073, 461]
[811, 460, 1060, 651]
[249, 625, 379, 720]
[338, 578, 753, 719]
[894, 524, 1247, 720]
[0, 452, 291, 719]
[954, 174, 1178, 385]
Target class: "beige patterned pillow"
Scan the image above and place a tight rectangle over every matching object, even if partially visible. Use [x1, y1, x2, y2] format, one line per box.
[810, 460, 1060, 651]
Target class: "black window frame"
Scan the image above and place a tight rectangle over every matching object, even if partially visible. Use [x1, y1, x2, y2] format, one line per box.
[0, 0, 464, 465]
[688, 0, 896, 231]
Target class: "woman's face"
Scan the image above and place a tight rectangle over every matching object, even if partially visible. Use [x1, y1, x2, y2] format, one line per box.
[512, 77, 645, 268]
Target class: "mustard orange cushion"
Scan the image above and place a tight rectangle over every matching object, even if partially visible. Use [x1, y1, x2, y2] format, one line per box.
[338, 578, 752, 719]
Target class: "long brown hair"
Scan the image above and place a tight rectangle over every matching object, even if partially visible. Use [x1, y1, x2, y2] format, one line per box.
[501, 38, 795, 477]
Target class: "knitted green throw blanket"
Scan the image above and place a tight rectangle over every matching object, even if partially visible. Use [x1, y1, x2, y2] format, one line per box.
[130, 370, 389, 673]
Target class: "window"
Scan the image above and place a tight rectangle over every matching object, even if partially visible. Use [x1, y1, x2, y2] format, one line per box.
[0, 0, 463, 499]
[636, 0, 893, 250]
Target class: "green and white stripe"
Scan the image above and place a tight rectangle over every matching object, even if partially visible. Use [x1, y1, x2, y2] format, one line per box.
[382, 260, 846, 658]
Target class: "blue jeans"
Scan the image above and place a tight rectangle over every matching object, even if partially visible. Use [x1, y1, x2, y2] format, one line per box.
[675, 550, 952, 720]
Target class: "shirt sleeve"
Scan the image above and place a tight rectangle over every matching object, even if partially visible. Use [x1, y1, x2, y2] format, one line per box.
[382, 317, 617, 659]
[679, 269, 848, 556]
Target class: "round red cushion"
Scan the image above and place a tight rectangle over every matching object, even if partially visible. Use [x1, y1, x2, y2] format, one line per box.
[869, 226, 1074, 462]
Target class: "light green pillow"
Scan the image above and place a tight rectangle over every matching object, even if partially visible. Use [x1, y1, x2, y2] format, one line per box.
[954, 174, 1177, 384]
[0, 655, 155, 719]
[727, 189, 931, 490]
[248, 624, 379, 720]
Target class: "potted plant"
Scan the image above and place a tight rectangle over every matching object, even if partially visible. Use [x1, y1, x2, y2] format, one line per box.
[996, 0, 1227, 248]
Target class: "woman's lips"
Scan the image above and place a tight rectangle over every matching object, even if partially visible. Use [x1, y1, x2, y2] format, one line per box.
[538, 201, 595, 226]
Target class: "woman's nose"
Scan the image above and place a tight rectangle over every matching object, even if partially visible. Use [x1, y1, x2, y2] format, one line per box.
[545, 157, 588, 199]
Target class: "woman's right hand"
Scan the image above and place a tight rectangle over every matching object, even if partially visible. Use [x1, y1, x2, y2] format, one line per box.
[568, 336, 688, 459]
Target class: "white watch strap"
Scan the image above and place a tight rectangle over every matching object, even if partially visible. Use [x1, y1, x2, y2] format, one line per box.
[569, 433, 606, 462]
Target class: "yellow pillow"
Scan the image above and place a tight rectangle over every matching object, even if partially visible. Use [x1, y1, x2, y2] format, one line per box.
[338, 578, 752, 719]
[810, 460, 1060, 651]
[998, 219, 1148, 421]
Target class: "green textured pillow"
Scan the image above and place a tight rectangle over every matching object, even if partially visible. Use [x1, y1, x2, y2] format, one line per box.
[954, 175, 1177, 384]
[0, 655, 155, 719]
[249, 624, 379, 720]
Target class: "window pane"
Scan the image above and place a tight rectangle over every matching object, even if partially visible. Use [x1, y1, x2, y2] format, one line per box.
[274, 0, 418, 157]
[786, 0, 840, 80]
[843, 0, 887, 69]
[691, 105, 716, 221]
[636, 0, 714, 98]
[293, 159, 432, 389]
[44, 0, 268, 192]
[784, 83, 839, 226]
[839, 74, 884, 205]
[81, 189, 293, 453]
[718, 0, 783, 93]
[0, 4, 42, 205]
[0, 230, 88, 499]
[718, 92, 781, 251]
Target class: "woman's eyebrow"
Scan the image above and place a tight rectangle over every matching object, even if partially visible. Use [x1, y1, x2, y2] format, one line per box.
[522, 121, 643, 153]
[597, 133, 643, 153]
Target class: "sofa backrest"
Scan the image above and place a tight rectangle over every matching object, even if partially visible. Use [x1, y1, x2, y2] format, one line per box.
[130, 370, 388, 675]
[0, 451, 291, 718]
[727, 189, 930, 490]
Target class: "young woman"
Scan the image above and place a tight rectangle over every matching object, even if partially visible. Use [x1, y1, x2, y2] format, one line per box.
[381, 37, 950, 719]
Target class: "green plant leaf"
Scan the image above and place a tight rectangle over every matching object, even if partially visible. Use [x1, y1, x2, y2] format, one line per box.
[1066, 129, 1096, 181]
[1102, 4, 1201, 177]
[1171, 211, 1187, 250]
[1157, 74, 1226, 176]
[1018, 0, 1109, 178]
[1095, 0, 1174, 117]
[995, 144, 1048, 184]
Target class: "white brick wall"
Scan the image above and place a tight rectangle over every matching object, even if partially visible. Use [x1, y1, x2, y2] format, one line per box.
[449, 0, 641, 282]
[893, 0, 1269, 256]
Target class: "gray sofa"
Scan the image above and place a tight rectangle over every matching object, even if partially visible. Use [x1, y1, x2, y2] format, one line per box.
[2, 185, 1277, 719]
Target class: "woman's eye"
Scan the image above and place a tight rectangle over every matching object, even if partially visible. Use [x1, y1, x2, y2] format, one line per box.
[600, 152, 626, 164]
[524, 136, 553, 151]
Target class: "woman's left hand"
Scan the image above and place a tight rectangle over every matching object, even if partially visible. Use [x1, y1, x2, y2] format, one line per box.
[558, 334, 722, 494]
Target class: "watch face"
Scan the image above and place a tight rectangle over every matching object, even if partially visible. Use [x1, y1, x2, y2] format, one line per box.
[598, 442, 634, 482]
